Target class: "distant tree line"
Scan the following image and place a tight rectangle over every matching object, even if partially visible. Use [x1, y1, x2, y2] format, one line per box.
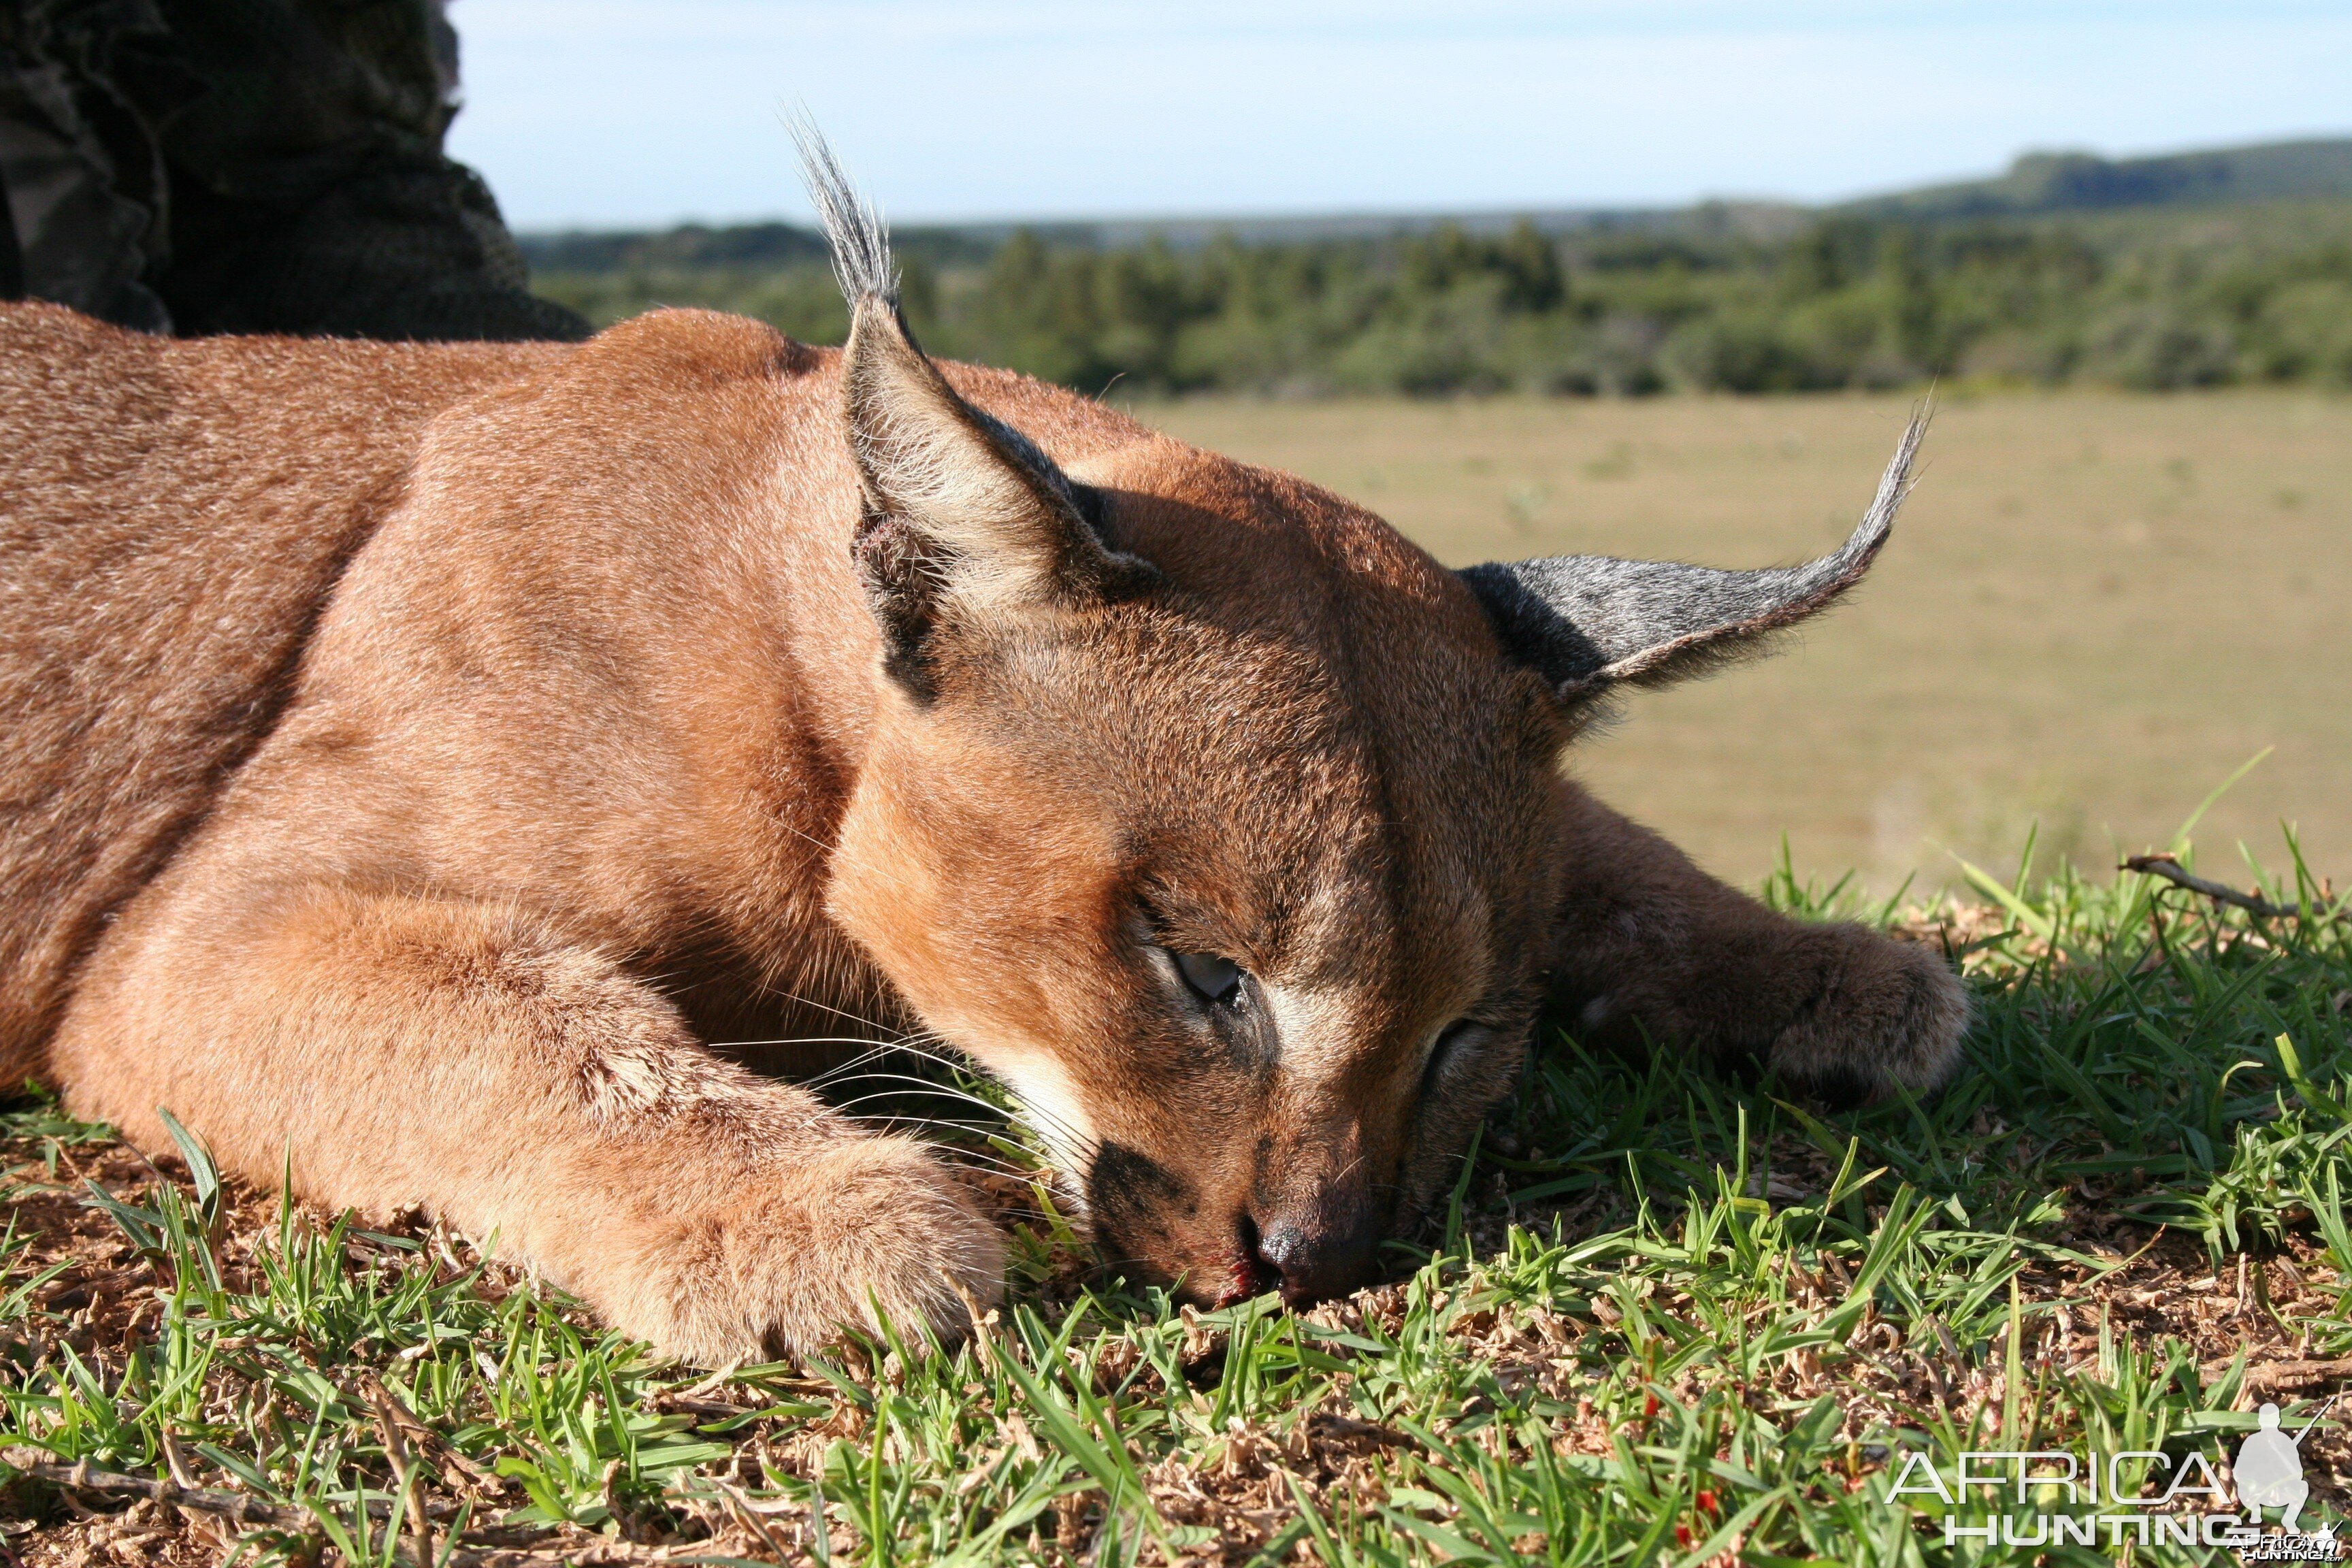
[530, 199, 2352, 397]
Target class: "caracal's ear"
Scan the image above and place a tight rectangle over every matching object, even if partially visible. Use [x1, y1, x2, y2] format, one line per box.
[794, 126, 1156, 693]
[1459, 408, 1927, 703]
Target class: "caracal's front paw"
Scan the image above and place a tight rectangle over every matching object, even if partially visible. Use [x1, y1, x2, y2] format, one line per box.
[606, 1137, 1007, 1365]
[1765, 924, 1970, 1104]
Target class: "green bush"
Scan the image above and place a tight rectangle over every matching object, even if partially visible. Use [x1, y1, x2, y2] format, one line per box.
[532, 200, 2352, 400]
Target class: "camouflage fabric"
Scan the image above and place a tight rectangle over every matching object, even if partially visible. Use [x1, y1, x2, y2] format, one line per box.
[0, 0, 588, 340]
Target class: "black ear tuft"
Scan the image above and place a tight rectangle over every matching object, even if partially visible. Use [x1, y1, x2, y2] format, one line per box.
[1460, 409, 1925, 700]
[791, 114, 897, 310]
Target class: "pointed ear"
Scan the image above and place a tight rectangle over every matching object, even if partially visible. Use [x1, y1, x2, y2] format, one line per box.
[1459, 410, 1926, 701]
[838, 301, 1154, 610]
[796, 127, 1154, 689]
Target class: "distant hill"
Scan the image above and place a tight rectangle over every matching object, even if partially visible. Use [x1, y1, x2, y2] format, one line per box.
[1840, 136, 2352, 220]
[521, 135, 2352, 400]
[909, 198, 1807, 251]
[515, 200, 1805, 272]
[516, 134, 2352, 274]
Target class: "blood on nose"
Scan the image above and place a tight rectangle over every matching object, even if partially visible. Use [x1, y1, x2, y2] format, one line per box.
[1248, 1205, 1383, 1309]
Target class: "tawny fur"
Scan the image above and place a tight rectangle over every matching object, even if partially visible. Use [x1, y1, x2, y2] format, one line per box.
[0, 299, 1965, 1362]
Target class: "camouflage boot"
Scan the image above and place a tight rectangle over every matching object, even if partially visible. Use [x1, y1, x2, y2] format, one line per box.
[0, 0, 587, 341]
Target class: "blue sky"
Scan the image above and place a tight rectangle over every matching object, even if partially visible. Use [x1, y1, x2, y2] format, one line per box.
[444, 1, 2352, 230]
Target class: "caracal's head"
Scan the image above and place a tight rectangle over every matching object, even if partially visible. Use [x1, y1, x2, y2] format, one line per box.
[803, 140, 1923, 1307]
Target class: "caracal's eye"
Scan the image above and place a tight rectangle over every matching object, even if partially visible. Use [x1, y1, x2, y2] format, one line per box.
[1174, 951, 1243, 1005]
[1421, 1018, 1482, 1096]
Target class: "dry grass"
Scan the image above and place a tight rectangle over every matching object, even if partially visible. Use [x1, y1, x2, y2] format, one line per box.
[1141, 389, 2352, 892]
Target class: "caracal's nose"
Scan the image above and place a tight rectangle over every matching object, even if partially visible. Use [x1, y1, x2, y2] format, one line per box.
[1247, 1199, 1384, 1309]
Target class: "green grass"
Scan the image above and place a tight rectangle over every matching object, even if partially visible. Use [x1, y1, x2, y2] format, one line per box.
[3, 832, 2349, 1565]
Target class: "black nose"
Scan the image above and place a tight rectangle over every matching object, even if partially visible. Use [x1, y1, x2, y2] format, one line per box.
[1250, 1207, 1383, 1308]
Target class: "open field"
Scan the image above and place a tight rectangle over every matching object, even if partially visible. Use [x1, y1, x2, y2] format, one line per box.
[1145, 389, 2352, 894]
